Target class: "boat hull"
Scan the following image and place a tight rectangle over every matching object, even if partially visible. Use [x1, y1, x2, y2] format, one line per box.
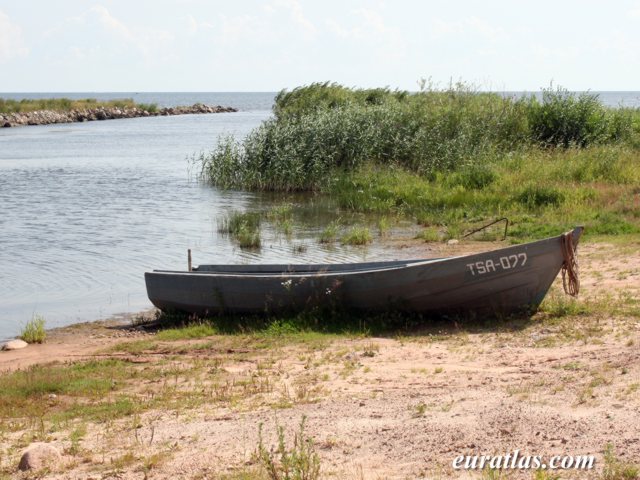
[144, 227, 582, 317]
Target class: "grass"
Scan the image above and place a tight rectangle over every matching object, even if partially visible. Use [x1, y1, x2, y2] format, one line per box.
[341, 226, 372, 245]
[19, 315, 46, 344]
[377, 216, 390, 236]
[197, 82, 640, 241]
[602, 444, 639, 480]
[328, 149, 640, 242]
[416, 227, 441, 242]
[155, 322, 217, 340]
[319, 220, 340, 244]
[200, 82, 640, 191]
[257, 416, 320, 480]
[0, 97, 158, 114]
[218, 211, 262, 249]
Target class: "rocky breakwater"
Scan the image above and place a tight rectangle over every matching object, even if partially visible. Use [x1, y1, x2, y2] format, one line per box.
[0, 103, 238, 128]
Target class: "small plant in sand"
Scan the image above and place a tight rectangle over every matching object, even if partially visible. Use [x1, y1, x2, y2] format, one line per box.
[412, 401, 427, 418]
[601, 443, 639, 480]
[257, 416, 320, 480]
[20, 315, 46, 344]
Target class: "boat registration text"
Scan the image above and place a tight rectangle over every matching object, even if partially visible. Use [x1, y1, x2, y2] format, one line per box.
[466, 253, 527, 276]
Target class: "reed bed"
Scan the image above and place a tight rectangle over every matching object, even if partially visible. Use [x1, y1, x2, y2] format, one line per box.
[198, 82, 640, 240]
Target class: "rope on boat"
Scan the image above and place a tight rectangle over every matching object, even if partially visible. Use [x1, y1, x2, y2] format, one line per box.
[561, 232, 580, 296]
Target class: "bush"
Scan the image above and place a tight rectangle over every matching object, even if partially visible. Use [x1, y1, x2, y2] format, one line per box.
[527, 86, 611, 147]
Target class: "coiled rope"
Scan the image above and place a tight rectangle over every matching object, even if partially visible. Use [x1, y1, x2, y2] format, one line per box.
[561, 232, 580, 296]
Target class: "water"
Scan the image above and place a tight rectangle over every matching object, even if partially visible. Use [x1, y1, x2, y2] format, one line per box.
[1, 91, 639, 339]
[0, 93, 377, 340]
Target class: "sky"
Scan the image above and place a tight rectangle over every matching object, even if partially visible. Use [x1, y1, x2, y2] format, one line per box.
[1, 0, 639, 92]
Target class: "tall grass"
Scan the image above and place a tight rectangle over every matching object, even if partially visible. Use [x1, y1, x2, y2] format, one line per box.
[200, 83, 639, 192]
[198, 82, 640, 239]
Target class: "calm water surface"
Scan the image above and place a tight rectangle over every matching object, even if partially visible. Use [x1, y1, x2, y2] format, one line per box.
[0, 93, 377, 339]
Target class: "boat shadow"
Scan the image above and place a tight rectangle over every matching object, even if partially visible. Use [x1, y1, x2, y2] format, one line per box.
[140, 306, 540, 339]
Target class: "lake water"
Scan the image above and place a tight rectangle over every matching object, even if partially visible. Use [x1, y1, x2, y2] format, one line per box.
[0, 92, 372, 339]
[1, 91, 639, 339]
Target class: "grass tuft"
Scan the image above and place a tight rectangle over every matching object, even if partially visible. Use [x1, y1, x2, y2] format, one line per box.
[341, 226, 372, 245]
[602, 443, 639, 480]
[218, 211, 261, 249]
[257, 416, 321, 480]
[20, 315, 46, 344]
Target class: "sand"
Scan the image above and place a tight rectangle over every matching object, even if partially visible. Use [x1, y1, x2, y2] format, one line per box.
[1, 238, 639, 479]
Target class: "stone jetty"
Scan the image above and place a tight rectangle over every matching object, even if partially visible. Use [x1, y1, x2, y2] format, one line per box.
[0, 103, 237, 128]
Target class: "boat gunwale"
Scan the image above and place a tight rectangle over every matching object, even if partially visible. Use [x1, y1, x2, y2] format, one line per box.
[146, 227, 583, 280]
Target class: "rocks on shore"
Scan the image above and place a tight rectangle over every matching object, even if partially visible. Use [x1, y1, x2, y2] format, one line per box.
[18, 443, 62, 471]
[1, 339, 28, 351]
[0, 103, 237, 128]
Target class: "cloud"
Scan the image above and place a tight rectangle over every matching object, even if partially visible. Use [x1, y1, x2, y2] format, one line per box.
[273, 0, 317, 38]
[186, 14, 214, 36]
[0, 10, 29, 63]
[89, 5, 135, 42]
[431, 16, 506, 42]
[44, 5, 173, 61]
[326, 8, 399, 42]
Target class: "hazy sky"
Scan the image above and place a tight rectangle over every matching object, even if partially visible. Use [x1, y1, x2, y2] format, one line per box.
[1, 0, 639, 92]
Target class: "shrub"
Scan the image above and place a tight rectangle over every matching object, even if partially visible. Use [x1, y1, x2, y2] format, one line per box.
[527, 86, 611, 147]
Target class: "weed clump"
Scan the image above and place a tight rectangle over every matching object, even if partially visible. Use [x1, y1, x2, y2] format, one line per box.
[602, 443, 639, 480]
[257, 417, 321, 480]
[218, 211, 261, 249]
[341, 227, 372, 245]
[20, 315, 46, 344]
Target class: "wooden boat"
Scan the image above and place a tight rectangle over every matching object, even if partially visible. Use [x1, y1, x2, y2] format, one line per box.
[145, 226, 582, 317]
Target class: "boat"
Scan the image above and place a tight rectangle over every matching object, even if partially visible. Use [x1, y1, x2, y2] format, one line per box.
[145, 226, 582, 317]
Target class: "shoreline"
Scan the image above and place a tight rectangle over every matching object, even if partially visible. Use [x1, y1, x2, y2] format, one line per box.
[0, 103, 237, 128]
[0, 238, 638, 478]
